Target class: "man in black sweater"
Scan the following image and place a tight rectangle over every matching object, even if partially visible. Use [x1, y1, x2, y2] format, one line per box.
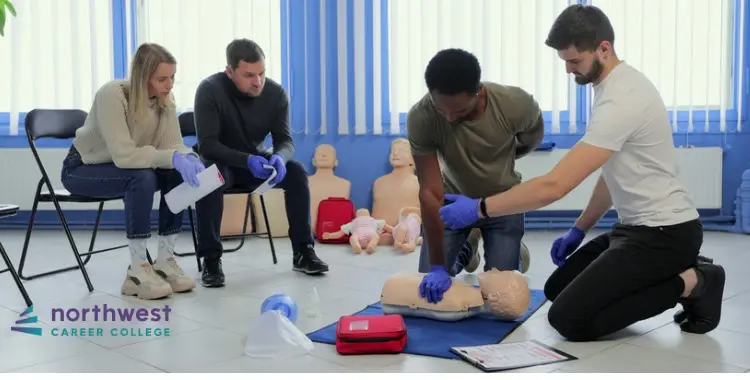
[193, 39, 329, 288]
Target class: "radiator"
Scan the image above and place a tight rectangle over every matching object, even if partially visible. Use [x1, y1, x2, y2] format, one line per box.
[515, 146, 723, 210]
[0, 146, 723, 211]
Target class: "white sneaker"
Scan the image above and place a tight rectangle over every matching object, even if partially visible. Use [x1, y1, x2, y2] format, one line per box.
[121, 263, 174, 300]
[152, 257, 196, 293]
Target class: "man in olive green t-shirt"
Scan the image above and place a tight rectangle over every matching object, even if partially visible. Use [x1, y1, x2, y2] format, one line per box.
[407, 48, 544, 304]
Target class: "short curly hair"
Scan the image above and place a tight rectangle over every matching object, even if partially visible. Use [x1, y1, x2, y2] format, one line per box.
[424, 48, 481, 96]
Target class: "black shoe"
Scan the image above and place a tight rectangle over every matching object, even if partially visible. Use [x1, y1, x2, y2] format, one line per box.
[678, 263, 725, 334]
[201, 257, 225, 288]
[293, 245, 329, 275]
[674, 255, 715, 323]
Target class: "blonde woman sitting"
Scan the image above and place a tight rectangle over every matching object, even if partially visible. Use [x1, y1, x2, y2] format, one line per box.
[61, 43, 204, 300]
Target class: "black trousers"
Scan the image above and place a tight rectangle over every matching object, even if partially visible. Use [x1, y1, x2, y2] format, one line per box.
[194, 158, 315, 260]
[544, 219, 703, 341]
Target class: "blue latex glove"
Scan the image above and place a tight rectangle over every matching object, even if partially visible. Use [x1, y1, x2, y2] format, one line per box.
[268, 154, 287, 186]
[173, 152, 204, 187]
[550, 227, 585, 267]
[247, 155, 274, 179]
[419, 265, 452, 303]
[439, 193, 481, 230]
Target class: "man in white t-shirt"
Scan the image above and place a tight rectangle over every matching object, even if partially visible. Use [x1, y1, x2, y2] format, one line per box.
[435, 4, 725, 341]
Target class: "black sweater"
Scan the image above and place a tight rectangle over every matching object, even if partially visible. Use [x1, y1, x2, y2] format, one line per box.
[193, 72, 294, 169]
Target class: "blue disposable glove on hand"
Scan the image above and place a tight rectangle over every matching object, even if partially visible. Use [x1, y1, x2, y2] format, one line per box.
[439, 194, 481, 230]
[173, 152, 204, 187]
[419, 265, 452, 304]
[247, 155, 274, 179]
[550, 227, 585, 267]
[268, 154, 286, 186]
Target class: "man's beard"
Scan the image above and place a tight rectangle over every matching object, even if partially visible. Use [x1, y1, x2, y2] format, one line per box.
[574, 58, 604, 85]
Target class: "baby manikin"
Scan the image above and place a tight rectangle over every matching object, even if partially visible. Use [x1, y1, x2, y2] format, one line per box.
[380, 270, 531, 322]
[392, 207, 423, 253]
[322, 208, 391, 254]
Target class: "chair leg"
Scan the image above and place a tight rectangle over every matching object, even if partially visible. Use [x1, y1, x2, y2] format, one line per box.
[220, 195, 253, 253]
[0, 240, 33, 308]
[18, 179, 94, 291]
[258, 195, 277, 265]
[188, 206, 201, 271]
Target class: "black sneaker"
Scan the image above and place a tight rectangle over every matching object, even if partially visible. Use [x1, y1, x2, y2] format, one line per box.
[678, 263, 725, 334]
[293, 245, 329, 275]
[201, 257, 225, 288]
[673, 255, 715, 324]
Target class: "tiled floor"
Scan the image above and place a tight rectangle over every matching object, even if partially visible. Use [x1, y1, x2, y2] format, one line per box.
[0, 228, 748, 373]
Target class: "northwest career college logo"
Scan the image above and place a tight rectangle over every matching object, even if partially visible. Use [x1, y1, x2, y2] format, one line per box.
[10, 305, 43, 336]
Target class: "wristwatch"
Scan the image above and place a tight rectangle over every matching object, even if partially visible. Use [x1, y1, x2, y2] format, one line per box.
[479, 197, 489, 218]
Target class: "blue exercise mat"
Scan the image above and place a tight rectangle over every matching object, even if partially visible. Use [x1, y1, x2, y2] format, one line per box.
[307, 289, 547, 360]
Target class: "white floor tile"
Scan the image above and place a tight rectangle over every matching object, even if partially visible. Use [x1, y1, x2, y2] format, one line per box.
[0, 229, 747, 373]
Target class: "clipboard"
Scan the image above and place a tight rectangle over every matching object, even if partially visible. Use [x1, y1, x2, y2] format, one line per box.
[450, 340, 577, 372]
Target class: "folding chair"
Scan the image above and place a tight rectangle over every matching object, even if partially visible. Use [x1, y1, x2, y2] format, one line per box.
[0, 204, 33, 308]
[173, 112, 277, 272]
[17, 109, 130, 292]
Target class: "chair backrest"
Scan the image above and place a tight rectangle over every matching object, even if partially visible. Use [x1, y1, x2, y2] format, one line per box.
[178, 112, 196, 137]
[24, 109, 88, 141]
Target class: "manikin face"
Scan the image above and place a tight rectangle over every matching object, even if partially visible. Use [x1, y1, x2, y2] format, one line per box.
[226, 59, 266, 97]
[556, 43, 610, 85]
[314, 144, 337, 168]
[390, 141, 414, 168]
[148, 62, 176, 99]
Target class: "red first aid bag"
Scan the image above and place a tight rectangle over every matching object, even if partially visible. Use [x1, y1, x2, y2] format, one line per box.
[335, 315, 408, 355]
[315, 197, 355, 244]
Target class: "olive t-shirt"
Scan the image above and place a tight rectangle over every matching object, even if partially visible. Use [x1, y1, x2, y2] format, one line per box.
[406, 82, 543, 199]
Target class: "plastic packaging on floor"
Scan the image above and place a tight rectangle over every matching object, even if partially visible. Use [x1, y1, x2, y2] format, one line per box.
[244, 310, 315, 359]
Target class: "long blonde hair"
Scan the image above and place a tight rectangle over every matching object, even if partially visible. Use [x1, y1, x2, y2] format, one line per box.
[127, 43, 177, 124]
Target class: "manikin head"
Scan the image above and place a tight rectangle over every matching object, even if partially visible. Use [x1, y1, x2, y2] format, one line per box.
[355, 208, 371, 218]
[127, 43, 177, 123]
[225, 39, 267, 97]
[399, 206, 421, 223]
[424, 48, 485, 123]
[389, 138, 414, 169]
[545, 4, 618, 86]
[313, 144, 338, 169]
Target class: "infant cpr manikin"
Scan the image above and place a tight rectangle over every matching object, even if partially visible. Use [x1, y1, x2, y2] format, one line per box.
[322, 208, 391, 253]
[381, 269, 531, 322]
[380, 272, 485, 321]
[392, 207, 423, 253]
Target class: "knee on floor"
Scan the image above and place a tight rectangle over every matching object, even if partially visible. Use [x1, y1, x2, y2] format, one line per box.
[547, 302, 597, 342]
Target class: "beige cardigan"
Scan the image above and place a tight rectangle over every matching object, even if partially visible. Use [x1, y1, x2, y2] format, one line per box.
[72, 80, 193, 169]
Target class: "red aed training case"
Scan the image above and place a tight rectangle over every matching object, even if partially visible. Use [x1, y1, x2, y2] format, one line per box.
[315, 197, 355, 244]
[335, 315, 407, 355]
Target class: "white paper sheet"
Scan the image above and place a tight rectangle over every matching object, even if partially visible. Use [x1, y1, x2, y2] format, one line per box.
[164, 164, 225, 214]
[252, 164, 277, 195]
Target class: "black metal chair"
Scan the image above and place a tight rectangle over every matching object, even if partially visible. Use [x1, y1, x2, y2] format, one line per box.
[173, 112, 277, 271]
[17, 109, 130, 292]
[0, 204, 33, 307]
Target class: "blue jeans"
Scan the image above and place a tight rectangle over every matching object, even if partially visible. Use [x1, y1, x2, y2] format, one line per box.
[418, 213, 525, 275]
[60, 146, 185, 239]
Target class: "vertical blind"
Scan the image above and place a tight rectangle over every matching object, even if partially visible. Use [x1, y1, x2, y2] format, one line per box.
[0, 0, 745, 136]
[134, 0, 283, 114]
[0, 0, 114, 135]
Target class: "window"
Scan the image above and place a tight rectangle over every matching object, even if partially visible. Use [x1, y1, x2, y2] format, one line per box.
[0, 0, 114, 134]
[591, 0, 737, 111]
[136, 0, 283, 112]
[387, 0, 573, 115]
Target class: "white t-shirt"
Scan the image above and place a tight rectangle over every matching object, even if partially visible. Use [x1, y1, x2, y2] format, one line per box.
[580, 62, 699, 227]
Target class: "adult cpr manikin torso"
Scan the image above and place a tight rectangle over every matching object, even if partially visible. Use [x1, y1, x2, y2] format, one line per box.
[309, 144, 351, 234]
[372, 139, 420, 245]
